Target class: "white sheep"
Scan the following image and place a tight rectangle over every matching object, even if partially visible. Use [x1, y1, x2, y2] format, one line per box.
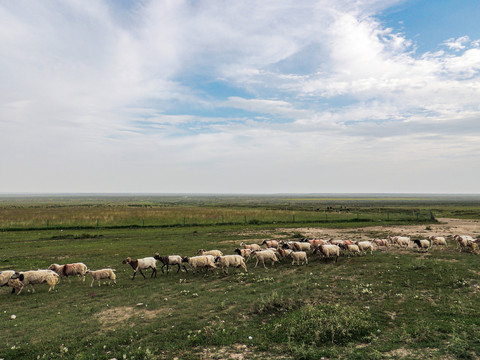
[346, 244, 361, 256]
[9, 270, 60, 295]
[372, 239, 389, 248]
[122, 257, 157, 280]
[182, 255, 217, 273]
[252, 250, 279, 269]
[357, 241, 374, 255]
[154, 253, 188, 274]
[314, 245, 340, 262]
[197, 249, 224, 257]
[429, 236, 447, 247]
[85, 269, 117, 287]
[214, 255, 248, 274]
[293, 242, 311, 252]
[48, 263, 88, 282]
[392, 236, 410, 248]
[240, 242, 262, 251]
[287, 250, 308, 266]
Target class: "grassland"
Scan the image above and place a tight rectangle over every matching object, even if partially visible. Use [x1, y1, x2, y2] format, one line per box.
[1, 195, 480, 359]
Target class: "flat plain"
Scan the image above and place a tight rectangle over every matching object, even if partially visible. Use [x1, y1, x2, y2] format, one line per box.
[1, 194, 480, 359]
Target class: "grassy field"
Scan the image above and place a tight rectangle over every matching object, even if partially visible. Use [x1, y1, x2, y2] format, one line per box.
[1, 195, 480, 359]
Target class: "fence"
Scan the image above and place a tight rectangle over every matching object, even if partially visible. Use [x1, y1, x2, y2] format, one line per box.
[0, 211, 436, 231]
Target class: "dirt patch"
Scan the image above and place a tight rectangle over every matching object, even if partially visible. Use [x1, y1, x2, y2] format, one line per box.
[97, 305, 167, 331]
[197, 344, 291, 360]
[282, 218, 480, 242]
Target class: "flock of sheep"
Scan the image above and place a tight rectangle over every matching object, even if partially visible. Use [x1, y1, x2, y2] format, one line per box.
[0, 234, 476, 295]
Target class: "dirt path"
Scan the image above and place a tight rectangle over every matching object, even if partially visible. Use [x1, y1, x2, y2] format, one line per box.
[280, 218, 480, 240]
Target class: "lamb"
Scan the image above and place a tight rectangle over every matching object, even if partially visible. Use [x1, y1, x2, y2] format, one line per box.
[356, 241, 374, 255]
[182, 255, 217, 273]
[234, 248, 253, 261]
[9, 270, 60, 295]
[85, 269, 116, 287]
[122, 257, 157, 280]
[214, 255, 248, 274]
[314, 245, 340, 262]
[197, 249, 224, 257]
[287, 250, 308, 266]
[252, 250, 279, 269]
[413, 239, 430, 251]
[154, 253, 188, 274]
[48, 262, 87, 282]
[261, 240, 279, 248]
[429, 236, 447, 247]
[239, 242, 262, 251]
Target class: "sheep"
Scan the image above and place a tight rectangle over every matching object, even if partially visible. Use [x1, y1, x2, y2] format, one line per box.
[357, 241, 374, 255]
[0, 270, 16, 294]
[234, 248, 253, 261]
[252, 250, 279, 269]
[261, 240, 279, 248]
[314, 245, 340, 262]
[122, 257, 157, 280]
[345, 244, 361, 256]
[48, 262, 88, 282]
[182, 255, 217, 273]
[154, 253, 188, 274]
[197, 249, 223, 258]
[372, 239, 389, 248]
[392, 236, 410, 248]
[239, 242, 262, 251]
[9, 270, 60, 295]
[306, 239, 327, 248]
[429, 236, 447, 247]
[293, 242, 311, 252]
[85, 269, 116, 287]
[214, 255, 247, 274]
[454, 235, 476, 250]
[413, 239, 430, 251]
[287, 250, 308, 266]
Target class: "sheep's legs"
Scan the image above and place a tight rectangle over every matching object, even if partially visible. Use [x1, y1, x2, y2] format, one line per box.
[90, 279, 95, 287]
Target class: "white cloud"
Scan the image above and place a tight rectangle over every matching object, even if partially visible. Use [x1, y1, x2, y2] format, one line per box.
[1, 1, 480, 193]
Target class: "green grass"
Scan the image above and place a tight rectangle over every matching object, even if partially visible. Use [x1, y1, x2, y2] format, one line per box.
[1, 197, 480, 359]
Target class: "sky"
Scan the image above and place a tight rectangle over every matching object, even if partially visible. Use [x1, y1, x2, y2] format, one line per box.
[1, 0, 480, 194]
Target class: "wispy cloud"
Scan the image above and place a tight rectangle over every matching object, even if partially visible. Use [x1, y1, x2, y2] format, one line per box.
[1, 1, 479, 193]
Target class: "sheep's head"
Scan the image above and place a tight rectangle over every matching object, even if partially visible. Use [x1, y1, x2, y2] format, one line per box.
[48, 264, 59, 271]
[197, 249, 205, 255]
[122, 257, 131, 264]
[214, 256, 220, 263]
[234, 248, 241, 255]
[182, 257, 189, 263]
[85, 270, 91, 274]
[153, 253, 161, 260]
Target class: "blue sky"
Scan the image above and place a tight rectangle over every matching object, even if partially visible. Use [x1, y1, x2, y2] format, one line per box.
[1, 0, 480, 194]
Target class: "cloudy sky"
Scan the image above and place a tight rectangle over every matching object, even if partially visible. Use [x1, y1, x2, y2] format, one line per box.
[1, 0, 480, 194]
